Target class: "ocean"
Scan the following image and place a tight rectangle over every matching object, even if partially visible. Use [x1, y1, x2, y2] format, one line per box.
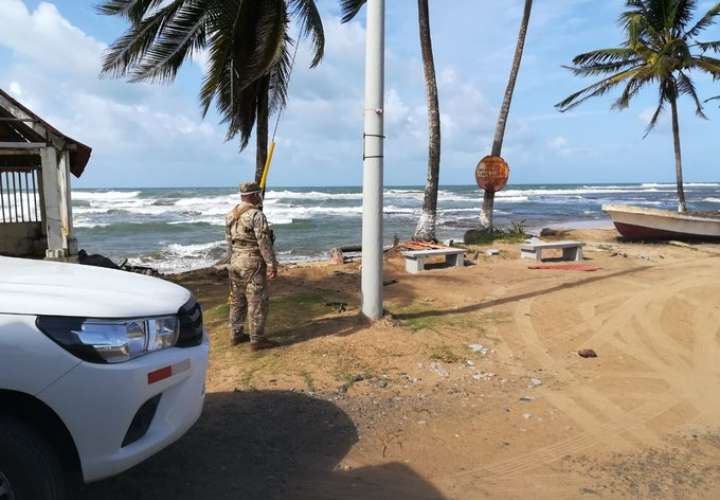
[72, 183, 720, 273]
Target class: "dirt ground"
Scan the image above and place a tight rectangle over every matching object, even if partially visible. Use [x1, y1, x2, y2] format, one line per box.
[83, 229, 720, 499]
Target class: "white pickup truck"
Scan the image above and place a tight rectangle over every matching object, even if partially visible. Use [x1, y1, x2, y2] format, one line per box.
[0, 256, 209, 499]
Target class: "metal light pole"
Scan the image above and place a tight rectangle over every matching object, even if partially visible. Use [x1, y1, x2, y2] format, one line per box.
[361, 0, 385, 320]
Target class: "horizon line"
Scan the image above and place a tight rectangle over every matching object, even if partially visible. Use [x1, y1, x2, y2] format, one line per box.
[72, 180, 720, 190]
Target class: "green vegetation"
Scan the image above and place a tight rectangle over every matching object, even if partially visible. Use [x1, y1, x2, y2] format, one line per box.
[390, 302, 509, 336]
[556, 0, 720, 213]
[463, 221, 529, 245]
[428, 346, 461, 364]
[299, 370, 317, 393]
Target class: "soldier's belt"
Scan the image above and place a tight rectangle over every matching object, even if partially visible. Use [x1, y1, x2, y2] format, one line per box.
[232, 246, 260, 252]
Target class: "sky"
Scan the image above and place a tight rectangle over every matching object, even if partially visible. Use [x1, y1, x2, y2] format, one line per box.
[0, 0, 719, 188]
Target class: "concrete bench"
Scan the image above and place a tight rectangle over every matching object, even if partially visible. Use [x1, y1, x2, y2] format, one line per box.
[520, 240, 585, 262]
[402, 248, 466, 274]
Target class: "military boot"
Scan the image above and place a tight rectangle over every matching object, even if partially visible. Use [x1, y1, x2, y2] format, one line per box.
[231, 329, 250, 346]
[249, 338, 280, 352]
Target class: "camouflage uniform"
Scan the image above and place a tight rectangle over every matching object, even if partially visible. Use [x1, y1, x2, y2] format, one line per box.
[225, 191, 277, 343]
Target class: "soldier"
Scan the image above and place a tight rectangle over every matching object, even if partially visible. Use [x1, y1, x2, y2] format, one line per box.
[225, 181, 279, 351]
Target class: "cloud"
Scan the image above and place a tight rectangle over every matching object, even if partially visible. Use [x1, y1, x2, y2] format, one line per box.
[0, 0, 240, 187]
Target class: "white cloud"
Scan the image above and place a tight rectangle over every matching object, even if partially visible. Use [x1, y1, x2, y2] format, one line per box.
[0, 0, 239, 187]
[0, 1, 105, 76]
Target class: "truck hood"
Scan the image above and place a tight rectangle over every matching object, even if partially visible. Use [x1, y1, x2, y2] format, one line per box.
[0, 257, 191, 318]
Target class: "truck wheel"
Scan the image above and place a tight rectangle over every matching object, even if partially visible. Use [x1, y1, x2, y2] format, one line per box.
[0, 417, 66, 500]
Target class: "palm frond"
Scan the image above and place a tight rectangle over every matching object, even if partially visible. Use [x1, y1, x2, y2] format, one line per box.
[670, 0, 696, 33]
[676, 70, 707, 118]
[129, 0, 213, 83]
[556, 66, 644, 111]
[100, 0, 185, 77]
[697, 40, 720, 52]
[236, 0, 288, 92]
[694, 55, 720, 77]
[684, 1, 720, 38]
[571, 47, 637, 66]
[96, 0, 165, 23]
[643, 77, 676, 136]
[288, 0, 325, 67]
[339, 0, 366, 23]
[268, 37, 293, 115]
[612, 68, 655, 109]
[705, 95, 720, 103]
[564, 59, 641, 77]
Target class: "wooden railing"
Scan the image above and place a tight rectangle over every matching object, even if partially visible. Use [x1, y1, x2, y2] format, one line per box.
[0, 167, 42, 224]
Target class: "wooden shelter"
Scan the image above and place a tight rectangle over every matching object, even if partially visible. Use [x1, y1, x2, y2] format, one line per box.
[0, 88, 91, 258]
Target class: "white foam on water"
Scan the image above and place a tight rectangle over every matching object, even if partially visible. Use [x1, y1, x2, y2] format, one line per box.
[643, 182, 720, 188]
[127, 240, 227, 274]
[73, 190, 141, 200]
[703, 197, 720, 203]
[495, 196, 530, 203]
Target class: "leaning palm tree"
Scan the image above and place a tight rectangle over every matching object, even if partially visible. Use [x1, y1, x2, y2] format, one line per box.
[480, 0, 533, 230]
[98, 0, 325, 183]
[340, 0, 442, 242]
[557, 0, 720, 213]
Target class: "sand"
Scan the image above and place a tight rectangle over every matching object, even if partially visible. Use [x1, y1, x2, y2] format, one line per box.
[83, 229, 720, 500]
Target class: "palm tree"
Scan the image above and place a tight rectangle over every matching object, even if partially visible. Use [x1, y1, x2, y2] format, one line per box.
[557, 0, 720, 213]
[340, 0, 442, 242]
[412, 0, 441, 241]
[479, 0, 533, 231]
[98, 0, 325, 183]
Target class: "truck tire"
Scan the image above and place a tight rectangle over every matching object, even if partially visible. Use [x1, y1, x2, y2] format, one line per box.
[0, 416, 66, 500]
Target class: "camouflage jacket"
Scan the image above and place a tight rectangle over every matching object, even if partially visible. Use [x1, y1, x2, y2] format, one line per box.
[225, 202, 277, 267]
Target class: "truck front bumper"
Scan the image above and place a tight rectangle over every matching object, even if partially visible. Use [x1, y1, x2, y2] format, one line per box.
[38, 332, 209, 483]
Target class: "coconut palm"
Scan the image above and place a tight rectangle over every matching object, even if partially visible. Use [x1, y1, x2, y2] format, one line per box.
[480, 0, 533, 230]
[557, 0, 720, 213]
[98, 0, 325, 183]
[412, 0, 441, 241]
[340, 0, 442, 242]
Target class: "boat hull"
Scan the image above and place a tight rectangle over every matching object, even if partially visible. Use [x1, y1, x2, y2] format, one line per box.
[603, 204, 720, 241]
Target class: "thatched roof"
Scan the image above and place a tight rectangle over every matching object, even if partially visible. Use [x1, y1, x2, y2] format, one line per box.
[0, 88, 92, 178]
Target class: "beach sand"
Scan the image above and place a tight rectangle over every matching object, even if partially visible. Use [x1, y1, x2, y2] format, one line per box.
[83, 228, 720, 499]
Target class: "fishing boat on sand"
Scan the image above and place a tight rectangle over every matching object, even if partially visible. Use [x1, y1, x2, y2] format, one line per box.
[603, 204, 720, 241]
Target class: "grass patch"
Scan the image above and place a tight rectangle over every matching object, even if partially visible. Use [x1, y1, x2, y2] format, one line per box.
[463, 221, 529, 245]
[336, 371, 374, 393]
[428, 346, 461, 364]
[299, 370, 317, 393]
[389, 302, 512, 336]
[204, 303, 229, 324]
[268, 292, 348, 335]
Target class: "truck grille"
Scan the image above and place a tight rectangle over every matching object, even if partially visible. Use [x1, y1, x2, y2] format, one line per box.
[177, 298, 203, 347]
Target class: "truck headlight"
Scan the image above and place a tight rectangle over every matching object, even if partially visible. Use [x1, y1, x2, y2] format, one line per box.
[36, 315, 179, 364]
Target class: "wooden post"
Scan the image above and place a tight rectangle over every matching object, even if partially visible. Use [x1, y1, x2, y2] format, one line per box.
[57, 149, 77, 254]
[40, 146, 65, 258]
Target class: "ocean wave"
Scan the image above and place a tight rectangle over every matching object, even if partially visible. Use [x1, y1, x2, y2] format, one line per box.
[495, 196, 529, 203]
[703, 197, 720, 203]
[73, 190, 141, 200]
[642, 182, 720, 188]
[126, 240, 226, 274]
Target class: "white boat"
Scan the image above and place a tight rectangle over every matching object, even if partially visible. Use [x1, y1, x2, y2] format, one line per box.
[602, 204, 720, 241]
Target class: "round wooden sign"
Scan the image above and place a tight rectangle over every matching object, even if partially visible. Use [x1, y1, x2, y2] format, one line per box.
[475, 155, 510, 192]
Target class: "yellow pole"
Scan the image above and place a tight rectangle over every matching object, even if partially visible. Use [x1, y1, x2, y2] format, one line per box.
[259, 142, 276, 194]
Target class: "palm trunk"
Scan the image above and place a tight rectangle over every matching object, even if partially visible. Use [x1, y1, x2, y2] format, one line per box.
[669, 96, 688, 213]
[480, 0, 533, 230]
[255, 75, 270, 185]
[413, 0, 441, 242]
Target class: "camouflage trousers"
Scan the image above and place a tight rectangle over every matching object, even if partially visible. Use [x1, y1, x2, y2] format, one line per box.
[228, 254, 269, 342]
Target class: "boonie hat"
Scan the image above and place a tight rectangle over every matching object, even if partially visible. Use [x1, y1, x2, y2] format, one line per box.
[239, 181, 260, 195]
